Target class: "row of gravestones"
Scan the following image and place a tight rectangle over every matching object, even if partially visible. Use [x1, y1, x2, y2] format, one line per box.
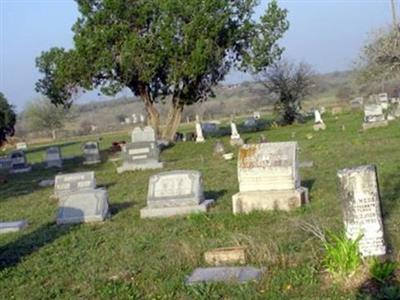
[2, 141, 386, 261]
[0, 142, 102, 174]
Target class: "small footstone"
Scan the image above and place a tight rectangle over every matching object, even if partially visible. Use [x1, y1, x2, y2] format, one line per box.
[0, 220, 27, 234]
[186, 267, 265, 285]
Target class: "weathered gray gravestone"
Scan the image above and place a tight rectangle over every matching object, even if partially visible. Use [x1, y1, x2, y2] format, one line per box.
[9, 150, 31, 174]
[186, 267, 265, 284]
[45, 147, 63, 168]
[337, 165, 386, 257]
[362, 104, 388, 130]
[232, 142, 308, 214]
[140, 170, 214, 218]
[55, 171, 109, 224]
[83, 141, 101, 165]
[118, 126, 163, 173]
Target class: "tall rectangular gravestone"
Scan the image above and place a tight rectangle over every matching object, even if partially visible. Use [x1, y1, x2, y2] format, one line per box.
[55, 171, 109, 224]
[337, 165, 386, 257]
[140, 170, 214, 218]
[83, 141, 101, 165]
[45, 147, 63, 168]
[232, 142, 308, 214]
[117, 126, 163, 173]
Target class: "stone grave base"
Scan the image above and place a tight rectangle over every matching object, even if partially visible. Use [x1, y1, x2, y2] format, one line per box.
[186, 267, 265, 285]
[0, 220, 27, 234]
[362, 120, 389, 130]
[83, 159, 101, 165]
[57, 189, 109, 225]
[9, 166, 32, 174]
[230, 138, 244, 147]
[46, 160, 62, 168]
[232, 187, 309, 214]
[313, 123, 326, 131]
[117, 161, 163, 174]
[140, 199, 214, 218]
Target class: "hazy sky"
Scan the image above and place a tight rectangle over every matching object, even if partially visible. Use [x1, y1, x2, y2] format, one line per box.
[0, 0, 395, 110]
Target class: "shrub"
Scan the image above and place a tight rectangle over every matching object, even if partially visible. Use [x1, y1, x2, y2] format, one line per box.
[322, 231, 362, 280]
[369, 258, 397, 283]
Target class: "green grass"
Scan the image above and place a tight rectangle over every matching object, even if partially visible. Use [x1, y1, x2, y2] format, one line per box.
[1, 112, 400, 299]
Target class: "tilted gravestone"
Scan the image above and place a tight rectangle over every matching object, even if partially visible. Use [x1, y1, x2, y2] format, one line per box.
[45, 147, 63, 168]
[118, 126, 163, 173]
[337, 165, 386, 257]
[140, 170, 214, 218]
[83, 141, 101, 165]
[9, 150, 31, 174]
[55, 171, 109, 224]
[232, 142, 308, 214]
[362, 104, 388, 130]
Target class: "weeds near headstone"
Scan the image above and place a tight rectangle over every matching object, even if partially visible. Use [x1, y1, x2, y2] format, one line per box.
[369, 258, 397, 284]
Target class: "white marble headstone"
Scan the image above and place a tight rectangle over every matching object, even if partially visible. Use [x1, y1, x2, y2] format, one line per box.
[237, 142, 299, 192]
[131, 126, 156, 143]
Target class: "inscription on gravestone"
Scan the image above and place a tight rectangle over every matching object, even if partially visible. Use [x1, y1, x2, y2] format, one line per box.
[55, 171, 96, 198]
[337, 165, 386, 256]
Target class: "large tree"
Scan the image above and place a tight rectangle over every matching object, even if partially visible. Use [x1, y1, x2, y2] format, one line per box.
[36, 0, 288, 139]
[260, 60, 314, 125]
[0, 92, 16, 146]
[24, 97, 69, 140]
[357, 26, 400, 83]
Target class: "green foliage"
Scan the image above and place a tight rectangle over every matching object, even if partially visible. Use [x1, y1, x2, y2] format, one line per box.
[357, 26, 400, 83]
[369, 258, 397, 284]
[0, 92, 16, 146]
[322, 231, 362, 279]
[23, 97, 69, 139]
[35, 0, 289, 135]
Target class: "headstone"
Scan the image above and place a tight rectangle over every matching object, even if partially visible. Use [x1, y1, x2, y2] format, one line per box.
[140, 170, 214, 218]
[230, 122, 244, 146]
[204, 247, 247, 266]
[243, 117, 257, 129]
[0, 156, 12, 171]
[118, 126, 163, 173]
[124, 117, 131, 124]
[351, 97, 364, 109]
[362, 104, 388, 130]
[83, 141, 101, 165]
[378, 93, 389, 109]
[38, 179, 55, 187]
[9, 150, 31, 174]
[313, 110, 326, 131]
[232, 142, 309, 214]
[131, 126, 156, 143]
[186, 267, 265, 285]
[0, 220, 27, 234]
[16, 142, 27, 150]
[132, 114, 138, 124]
[139, 114, 146, 123]
[57, 189, 109, 225]
[337, 165, 386, 257]
[201, 123, 218, 134]
[253, 111, 261, 120]
[45, 147, 62, 168]
[213, 141, 225, 156]
[195, 122, 205, 143]
[54, 171, 96, 199]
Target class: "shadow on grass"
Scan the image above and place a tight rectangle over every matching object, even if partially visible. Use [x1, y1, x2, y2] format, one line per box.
[0, 221, 78, 271]
[109, 201, 134, 215]
[356, 278, 400, 299]
[204, 189, 227, 202]
[301, 179, 316, 193]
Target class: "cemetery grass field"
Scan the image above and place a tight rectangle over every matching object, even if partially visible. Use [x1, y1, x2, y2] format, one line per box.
[1, 111, 400, 299]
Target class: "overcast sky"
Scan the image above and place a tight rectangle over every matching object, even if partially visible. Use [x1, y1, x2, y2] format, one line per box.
[0, 0, 395, 110]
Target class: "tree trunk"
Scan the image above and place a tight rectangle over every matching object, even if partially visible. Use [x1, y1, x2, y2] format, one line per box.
[138, 84, 160, 137]
[162, 98, 184, 141]
[51, 129, 57, 140]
